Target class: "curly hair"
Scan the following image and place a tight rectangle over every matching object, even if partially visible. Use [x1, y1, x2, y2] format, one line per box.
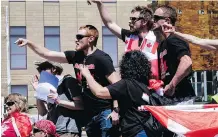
[119, 50, 151, 85]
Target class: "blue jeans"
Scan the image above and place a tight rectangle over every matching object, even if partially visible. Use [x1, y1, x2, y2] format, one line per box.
[135, 130, 148, 137]
[86, 109, 113, 137]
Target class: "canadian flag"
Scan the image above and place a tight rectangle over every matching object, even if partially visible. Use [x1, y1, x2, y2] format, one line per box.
[140, 39, 159, 56]
[139, 104, 218, 137]
[140, 39, 159, 78]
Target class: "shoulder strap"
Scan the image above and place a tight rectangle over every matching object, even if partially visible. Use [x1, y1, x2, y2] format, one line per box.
[11, 117, 21, 137]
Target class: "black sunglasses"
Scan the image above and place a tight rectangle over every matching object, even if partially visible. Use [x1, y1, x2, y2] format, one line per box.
[153, 15, 168, 22]
[76, 34, 89, 40]
[5, 101, 15, 106]
[130, 17, 143, 22]
[33, 128, 42, 134]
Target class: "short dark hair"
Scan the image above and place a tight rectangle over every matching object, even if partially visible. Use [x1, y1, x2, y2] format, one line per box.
[131, 6, 154, 30]
[158, 5, 177, 26]
[35, 61, 63, 75]
[119, 50, 151, 85]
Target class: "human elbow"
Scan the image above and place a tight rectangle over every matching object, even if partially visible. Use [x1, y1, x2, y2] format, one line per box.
[181, 55, 192, 70]
[95, 89, 107, 99]
[43, 51, 52, 58]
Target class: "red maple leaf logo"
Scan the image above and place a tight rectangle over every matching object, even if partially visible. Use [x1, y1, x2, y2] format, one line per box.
[76, 72, 82, 83]
[125, 40, 128, 44]
[147, 43, 152, 48]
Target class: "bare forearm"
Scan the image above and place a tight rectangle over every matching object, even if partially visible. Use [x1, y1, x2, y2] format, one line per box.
[96, 2, 121, 39]
[174, 32, 217, 50]
[96, 2, 113, 26]
[113, 100, 118, 108]
[85, 74, 111, 99]
[28, 41, 68, 63]
[58, 100, 84, 110]
[28, 41, 50, 59]
[170, 55, 192, 86]
[36, 100, 48, 116]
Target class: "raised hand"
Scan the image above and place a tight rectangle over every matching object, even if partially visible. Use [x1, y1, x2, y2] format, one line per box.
[31, 75, 39, 90]
[87, 0, 102, 5]
[14, 38, 29, 47]
[163, 22, 175, 34]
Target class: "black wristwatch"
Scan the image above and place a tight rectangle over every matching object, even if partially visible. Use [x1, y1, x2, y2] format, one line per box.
[113, 107, 119, 113]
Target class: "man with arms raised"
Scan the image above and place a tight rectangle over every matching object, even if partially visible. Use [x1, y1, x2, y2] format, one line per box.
[88, 0, 159, 78]
[15, 25, 120, 137]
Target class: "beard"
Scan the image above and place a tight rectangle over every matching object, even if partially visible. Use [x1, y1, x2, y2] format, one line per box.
[152, 26, 165, 43]
[129, 25, 141, 35]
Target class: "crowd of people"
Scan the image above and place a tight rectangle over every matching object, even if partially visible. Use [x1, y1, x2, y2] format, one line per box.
[2, 0, 218, 137]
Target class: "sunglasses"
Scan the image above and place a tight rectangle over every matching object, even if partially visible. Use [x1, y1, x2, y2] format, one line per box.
[130, 17, 143, 22]
[153, 15, 168, 22]
[33, 128, 42, 134]
[76, 34, 90, 40]
[5, 101, 15, 106]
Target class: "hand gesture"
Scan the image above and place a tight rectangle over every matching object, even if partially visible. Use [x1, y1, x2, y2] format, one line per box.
[79, 64, 91, 77]
[48, 89, 59, 104]
[163, 83, 175, 96]
[14, 38, 29, 47]
[163, 22, 175, 34]
[31, 75, 39, 90]
[107, 110, 119, 125]
[87, 0, 102, 5]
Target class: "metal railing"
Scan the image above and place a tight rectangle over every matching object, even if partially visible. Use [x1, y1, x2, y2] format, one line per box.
[191, 70, 218, 101]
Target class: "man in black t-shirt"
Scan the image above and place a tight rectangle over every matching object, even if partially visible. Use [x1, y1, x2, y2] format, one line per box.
[153, 6, 195, 102]
[88, 1, 160, 78]
[79, 51, 153, 137]
[15, 25, 121, 137]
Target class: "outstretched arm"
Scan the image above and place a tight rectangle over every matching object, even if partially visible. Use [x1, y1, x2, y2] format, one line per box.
[15, 38, 69, 63]
[174, 32, 217, 50]
[88, 0, 122, 39]
[163, 23, 218, 50]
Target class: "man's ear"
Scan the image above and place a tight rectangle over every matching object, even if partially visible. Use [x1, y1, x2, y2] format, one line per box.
[88, 36, 95, 43]
[142, 20, 148, 26]
[165, 18, 171, 24]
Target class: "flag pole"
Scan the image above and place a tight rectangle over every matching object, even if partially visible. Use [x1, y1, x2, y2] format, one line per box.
[6, 5, 11, 94]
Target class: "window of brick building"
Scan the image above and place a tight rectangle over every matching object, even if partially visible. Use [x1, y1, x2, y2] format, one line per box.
[44, 26, 60, 52]
[10, 26, 27, 70]
[11, 85, 28, 98]
[43, 0, 59, 2]
[102, 0, 117, 3]
[102, 26, 118, 67]
[9, 0, 25, 2]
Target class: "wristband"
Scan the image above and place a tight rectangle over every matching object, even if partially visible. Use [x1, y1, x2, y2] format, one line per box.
[113, 107, 119, 113]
